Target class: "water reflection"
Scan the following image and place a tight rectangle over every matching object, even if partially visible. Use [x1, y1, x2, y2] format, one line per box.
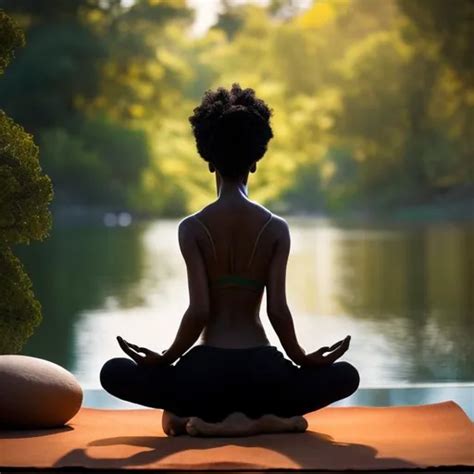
[286, 220, 473, 385]
[17, 218, 473, 389]
[16, 224, 147, 370]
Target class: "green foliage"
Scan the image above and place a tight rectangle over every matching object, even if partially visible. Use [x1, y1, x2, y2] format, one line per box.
[0, 10, 53, 354]
[210, 0, 246, 40]
[0, 0, 472, 216]
[277, 161, 326, 213]
[0, 21, 106, 132]
[0, 0, 192, 213]
[398, 0, 474, 86]
[0, 110, 53, 245]
[38, 127, 105, 205]
[0, 8, 24, 74]
[0, 247, 42, 354]
[40, 116, 151, 208]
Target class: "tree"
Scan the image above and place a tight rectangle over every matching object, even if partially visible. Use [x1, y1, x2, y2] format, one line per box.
[398, 0, 474, 87]
[0, 9, 53, 354]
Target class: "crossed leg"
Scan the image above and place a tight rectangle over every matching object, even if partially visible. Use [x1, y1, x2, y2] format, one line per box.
[176, 360, 360, 437]
[163, 361, 359, 437]
[100, 357, 359, 437]
[100, 358, 190, 435]
[100, 357, 308, 437]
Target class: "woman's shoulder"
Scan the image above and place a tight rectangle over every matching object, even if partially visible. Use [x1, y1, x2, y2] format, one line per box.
[242, 203, 290, 242]
[267, 213, 290, 239]
[247, 201, 287, 223]
[178, 204, 289, 233]
[250, 203, 288, 229]
[177, 213, 202, 237]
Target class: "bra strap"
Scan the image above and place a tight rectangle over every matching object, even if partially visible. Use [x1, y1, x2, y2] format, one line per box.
[192, 215, 217, 261]
[247, 212, 273, 268]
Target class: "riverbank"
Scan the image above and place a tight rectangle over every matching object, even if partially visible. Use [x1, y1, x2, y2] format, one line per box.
[50, 192, 473, 227]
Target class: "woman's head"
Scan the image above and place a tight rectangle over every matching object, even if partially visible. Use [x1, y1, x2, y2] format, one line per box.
[188, 83, 274, 180]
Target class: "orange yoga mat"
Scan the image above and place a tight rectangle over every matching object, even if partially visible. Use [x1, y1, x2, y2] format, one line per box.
[0, 401, 472, 471]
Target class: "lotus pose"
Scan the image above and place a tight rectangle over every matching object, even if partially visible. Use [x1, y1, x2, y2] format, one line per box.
[100, 83, 360, 437]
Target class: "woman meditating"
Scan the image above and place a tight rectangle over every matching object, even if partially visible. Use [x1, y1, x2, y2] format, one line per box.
[100, 83, 360, 437]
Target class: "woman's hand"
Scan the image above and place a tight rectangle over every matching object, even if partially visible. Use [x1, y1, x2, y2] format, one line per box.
[300, 335, 351, 368]
[116, 336, 168, 368]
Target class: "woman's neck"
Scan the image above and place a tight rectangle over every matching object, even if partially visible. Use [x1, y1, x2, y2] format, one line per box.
[216, 174, 249, 200]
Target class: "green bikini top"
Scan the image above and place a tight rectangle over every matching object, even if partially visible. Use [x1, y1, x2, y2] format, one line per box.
[192, 212, 273, 292]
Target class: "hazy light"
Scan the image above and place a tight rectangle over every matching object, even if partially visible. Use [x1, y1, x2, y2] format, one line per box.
[103, 212, 118, 227]
[118, 212, 132, 227]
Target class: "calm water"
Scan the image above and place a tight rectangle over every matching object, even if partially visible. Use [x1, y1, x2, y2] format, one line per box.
[16, 217, 473, 390]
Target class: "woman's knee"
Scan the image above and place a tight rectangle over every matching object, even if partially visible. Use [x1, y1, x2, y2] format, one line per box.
[334, 361, 360, 396]
[99, 357, 135, 393]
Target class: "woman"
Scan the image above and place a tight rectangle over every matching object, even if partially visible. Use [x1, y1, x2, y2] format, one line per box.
[100, 83, 360, 437]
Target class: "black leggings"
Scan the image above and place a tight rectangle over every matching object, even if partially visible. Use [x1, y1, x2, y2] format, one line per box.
[100, 345, 360, 423]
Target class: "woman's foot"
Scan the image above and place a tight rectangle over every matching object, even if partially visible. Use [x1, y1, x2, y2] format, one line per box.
[186, 412, 308, 437]
[162, 410, 189, 436]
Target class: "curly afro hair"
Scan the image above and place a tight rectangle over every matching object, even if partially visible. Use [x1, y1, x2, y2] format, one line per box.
[188, 83, 274, 179]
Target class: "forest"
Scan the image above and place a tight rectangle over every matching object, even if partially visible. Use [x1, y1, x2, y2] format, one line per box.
[0, 0, 472, 217]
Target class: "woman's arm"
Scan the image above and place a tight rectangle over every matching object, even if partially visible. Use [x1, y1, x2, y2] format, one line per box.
[161, 217, 210, 365]
[266, 217, 307, 365]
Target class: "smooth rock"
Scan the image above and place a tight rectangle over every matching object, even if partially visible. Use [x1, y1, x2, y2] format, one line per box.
[0, 355, 83, 429]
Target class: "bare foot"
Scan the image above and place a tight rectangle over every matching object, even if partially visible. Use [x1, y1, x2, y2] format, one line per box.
[186, 412, 308, 437]
[162, 410, 189, 436]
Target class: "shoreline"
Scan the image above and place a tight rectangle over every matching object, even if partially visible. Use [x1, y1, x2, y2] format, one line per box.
[49, 195, 474, 227]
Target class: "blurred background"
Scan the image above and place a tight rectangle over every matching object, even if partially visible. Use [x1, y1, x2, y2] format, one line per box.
[1, 0, 472, 412]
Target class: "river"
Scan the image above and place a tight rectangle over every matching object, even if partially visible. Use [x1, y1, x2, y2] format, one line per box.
[17, 217, 473, 390]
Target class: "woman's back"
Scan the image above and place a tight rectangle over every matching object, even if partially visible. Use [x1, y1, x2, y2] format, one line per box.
[102, 84, 358, 437]
[189, 200, 281, 348]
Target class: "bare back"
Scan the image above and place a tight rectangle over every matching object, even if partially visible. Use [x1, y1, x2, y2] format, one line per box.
[180, 199, 287, 348]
